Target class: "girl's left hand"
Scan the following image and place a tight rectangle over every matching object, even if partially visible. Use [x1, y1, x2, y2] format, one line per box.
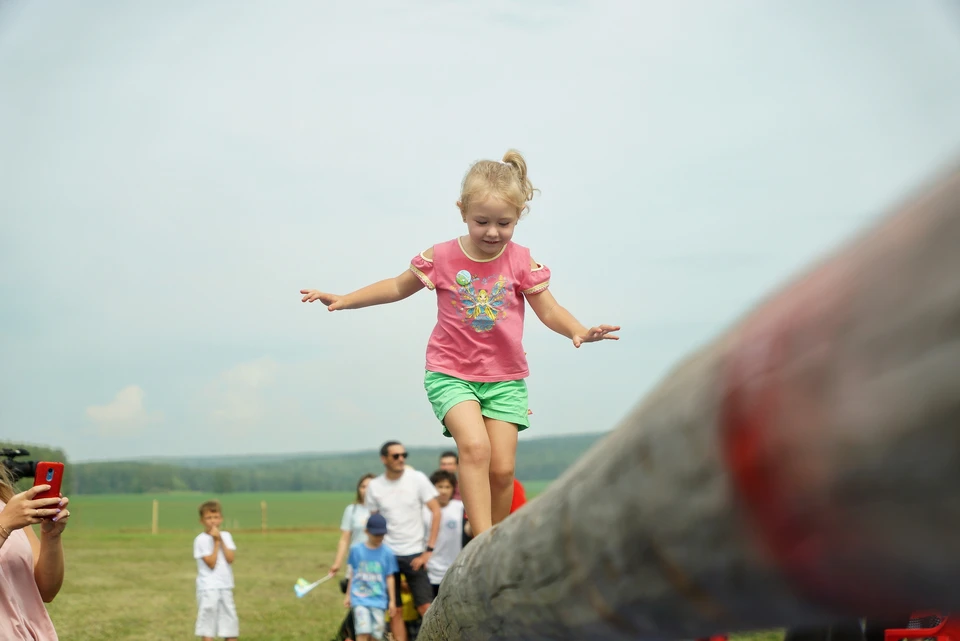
[573, 325, 620, 348]
[39, 496, 70, 538]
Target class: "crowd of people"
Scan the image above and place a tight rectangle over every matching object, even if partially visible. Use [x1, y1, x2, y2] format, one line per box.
[329, 443, 527, 641]
[184, 442, 529, 641]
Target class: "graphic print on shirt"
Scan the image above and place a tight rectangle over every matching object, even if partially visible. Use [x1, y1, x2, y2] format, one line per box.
[449, 269, 511, 332]
[353, 560, 385, 598]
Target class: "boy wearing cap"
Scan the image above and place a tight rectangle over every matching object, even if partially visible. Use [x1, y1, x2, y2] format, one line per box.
[344, 513, 399, 641]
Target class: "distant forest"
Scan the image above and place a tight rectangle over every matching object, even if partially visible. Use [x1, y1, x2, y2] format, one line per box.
[1, 432, 606, 495]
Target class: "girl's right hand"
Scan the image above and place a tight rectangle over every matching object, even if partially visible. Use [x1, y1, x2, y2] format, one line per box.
[329, 562, 340, 574]
[0, 485, 62, 531]
[299, 289, 343, 311]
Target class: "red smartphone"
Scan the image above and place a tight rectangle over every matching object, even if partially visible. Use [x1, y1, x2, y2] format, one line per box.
[33, 462, 65, 504]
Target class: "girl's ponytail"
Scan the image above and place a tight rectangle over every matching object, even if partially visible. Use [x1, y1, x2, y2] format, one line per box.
[502, 149, 536, 206]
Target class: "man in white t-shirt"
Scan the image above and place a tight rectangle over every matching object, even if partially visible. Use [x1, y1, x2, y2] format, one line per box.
[193, 499, 238, 641]
[365, 441, 441, 641]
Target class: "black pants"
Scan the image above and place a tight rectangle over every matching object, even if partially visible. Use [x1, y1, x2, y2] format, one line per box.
[333, 609, 355, 641]
[393, 553, 434, 609]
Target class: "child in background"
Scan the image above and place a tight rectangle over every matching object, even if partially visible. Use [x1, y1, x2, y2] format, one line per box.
[422, 470, 464, 596]
[345, 514, 398, 641]
[194, 499, 239, 641]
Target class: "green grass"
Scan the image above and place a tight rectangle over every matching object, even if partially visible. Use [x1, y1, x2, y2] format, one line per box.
[48, 529, 346, 640]
[69, 485, 559, 533]
[44, 491, 782, 640]
[69, 491, 356, 532]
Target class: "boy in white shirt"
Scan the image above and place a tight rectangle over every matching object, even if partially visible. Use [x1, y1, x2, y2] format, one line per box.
[422, 470, 464, 596]
[193, 500, 239, 641]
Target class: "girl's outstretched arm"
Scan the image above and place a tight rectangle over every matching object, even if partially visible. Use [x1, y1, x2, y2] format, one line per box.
[301, 269, 425, 311]
[526, 259, 620, 347]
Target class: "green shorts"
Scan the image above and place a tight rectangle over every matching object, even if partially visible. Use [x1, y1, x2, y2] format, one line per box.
[424, 370, 530, 437]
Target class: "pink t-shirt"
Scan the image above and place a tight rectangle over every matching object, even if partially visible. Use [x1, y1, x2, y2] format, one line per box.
[409, 238, 551, 382]
[0, 501, 59, 641]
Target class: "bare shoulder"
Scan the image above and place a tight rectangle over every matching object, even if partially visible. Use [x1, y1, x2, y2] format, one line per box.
[421, 247, 434, 261]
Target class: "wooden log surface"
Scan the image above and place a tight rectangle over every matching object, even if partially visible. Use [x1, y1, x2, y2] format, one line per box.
[418, 158, 960, 641]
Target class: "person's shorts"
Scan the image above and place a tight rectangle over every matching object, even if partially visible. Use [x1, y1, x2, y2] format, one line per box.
[196, 588, 239, 638]
[424, 371, 530, 437]
[353, 605, 386, 639]
[393, 554, 434, 609]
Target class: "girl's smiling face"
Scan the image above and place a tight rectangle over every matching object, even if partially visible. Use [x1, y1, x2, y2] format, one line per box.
[460, 196, 520, 258]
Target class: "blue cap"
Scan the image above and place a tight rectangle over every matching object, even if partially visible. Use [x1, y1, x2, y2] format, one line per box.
[366, 513, 388, 535]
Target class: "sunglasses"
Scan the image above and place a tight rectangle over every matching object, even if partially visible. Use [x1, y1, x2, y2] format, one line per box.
[390, 452, 409, 460]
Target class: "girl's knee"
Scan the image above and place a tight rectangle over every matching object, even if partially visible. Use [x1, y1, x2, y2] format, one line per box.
[489, 463, 514, 490]
[456, 438, 491, 465]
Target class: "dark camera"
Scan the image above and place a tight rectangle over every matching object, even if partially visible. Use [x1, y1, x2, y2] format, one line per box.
[1, 448, 38, 483]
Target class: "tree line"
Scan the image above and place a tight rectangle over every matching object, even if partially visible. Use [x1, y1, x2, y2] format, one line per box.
[3, 433, 603, 495]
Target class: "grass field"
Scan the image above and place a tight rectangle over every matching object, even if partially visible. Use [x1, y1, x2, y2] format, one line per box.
[69, 491, 357, 532]
[44, 490, 782, 640]
[68, 484, 555, 532]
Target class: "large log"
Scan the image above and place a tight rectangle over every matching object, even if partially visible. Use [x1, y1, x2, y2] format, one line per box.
[418, 158, 960, 641]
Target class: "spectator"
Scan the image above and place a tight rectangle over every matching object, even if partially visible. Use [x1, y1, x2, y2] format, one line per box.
[366, 441, 441, 641]
[344, 513, 398, 641]
[0, 466, 70, 641]
[438, 451, 460, 500]
[422, 470, 464, 596]
[331, 474, 376, 577]
[193, 499, 238, 641]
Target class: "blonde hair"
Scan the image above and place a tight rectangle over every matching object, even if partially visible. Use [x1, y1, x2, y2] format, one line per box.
[459, 149, 538, 218]
[0, 464, 14, 503]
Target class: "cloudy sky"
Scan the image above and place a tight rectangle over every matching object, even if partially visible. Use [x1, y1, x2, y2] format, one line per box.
[2, 1, 959, 463]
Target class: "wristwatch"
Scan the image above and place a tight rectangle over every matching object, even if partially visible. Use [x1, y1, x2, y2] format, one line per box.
[426, 546, 434, 552]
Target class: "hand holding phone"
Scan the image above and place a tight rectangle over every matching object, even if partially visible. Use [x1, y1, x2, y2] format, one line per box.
[32, 462, 65, 514]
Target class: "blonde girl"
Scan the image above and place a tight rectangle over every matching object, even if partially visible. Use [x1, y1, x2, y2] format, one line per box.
[300, 150, 619, 536]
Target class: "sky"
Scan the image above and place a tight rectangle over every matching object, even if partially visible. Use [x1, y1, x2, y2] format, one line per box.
[1, 1, 959, 463]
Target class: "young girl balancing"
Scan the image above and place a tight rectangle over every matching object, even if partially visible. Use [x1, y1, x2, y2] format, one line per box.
[300, 150, 619, 536]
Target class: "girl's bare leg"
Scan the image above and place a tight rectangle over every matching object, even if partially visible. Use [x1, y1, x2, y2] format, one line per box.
[443, 401, 493, 535]
[485, 417, 518, 525]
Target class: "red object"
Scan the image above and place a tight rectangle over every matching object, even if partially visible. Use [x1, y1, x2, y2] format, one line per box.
[32, 462, 65, 503]
[509, 478, 526, 513]
[885, 613, 960, 641]
[463, 478, 527, 522]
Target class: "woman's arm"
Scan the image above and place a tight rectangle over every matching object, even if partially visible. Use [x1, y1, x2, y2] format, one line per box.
[331, 529, 351, 573]
[28, 526, 64, 603]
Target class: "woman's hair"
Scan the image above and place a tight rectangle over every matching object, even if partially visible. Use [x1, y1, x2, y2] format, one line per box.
[355, 473, 375, 504]
[459, 149, 538, 218]
[0, 464, 15, 503]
